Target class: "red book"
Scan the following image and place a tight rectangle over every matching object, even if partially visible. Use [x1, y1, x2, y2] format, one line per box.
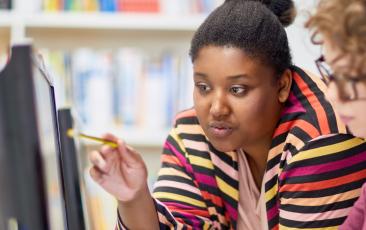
[117, 0, 159, 13]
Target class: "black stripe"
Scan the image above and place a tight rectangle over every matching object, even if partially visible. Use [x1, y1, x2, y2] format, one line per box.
[284, 139, 366, 169]
[219, 189, 237, 212]
[280, 179, 366, 198]
[298, 133, 358, 152]
[322, 98, 340, 133]
[266, 154, 281, 173]
[187, 163, 212, 175]
[290, 73, 321, 132]
[281, 160, 366, 185]
[179, 133, 207, 143]
[265, 174, 278, 193]
[157, 197, 205, 212]
[165, 135, 186, 154]
[267, 213, 279, 230]
[171, 212, 195, 227]
[270, 132, 287, 149]
[198, 183, 222, 197]
[208, 143, 237, 169]
[154, 187, 206, 208]
[185, 148, 210, 159]
[279, 216, 345, 228]
[280, 197, 359, 213]
[212, 166, 238, 189]
[161, 162, 186, 173]
[266, 196, 278, 212]
[292, 66, 340, 134]
[155, 175, 195, 188]
[283, 143, 299, 156]
[289, 126, 313, 145]
[175, 115, 199, 126]
[277, 111, 304, 124]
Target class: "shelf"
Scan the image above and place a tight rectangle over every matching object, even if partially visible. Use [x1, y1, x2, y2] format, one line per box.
[24, 12, 206, 31]
[0, 10, 14, 28]
[0, 11, 12, 52]
[81, 126, 170, 148]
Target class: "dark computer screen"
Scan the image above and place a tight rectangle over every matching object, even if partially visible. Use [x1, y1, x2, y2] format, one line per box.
[58, 108, 86, 230]
[0, 44, 67, 230]
[32, 54, 67, 230]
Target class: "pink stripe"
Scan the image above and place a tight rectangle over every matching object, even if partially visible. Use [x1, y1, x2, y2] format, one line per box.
[154, 180, 202, 195]
[183, 139, 238, 180]
[267, 203, 279, 221]
[210, 150, 238, 180]
[163, 202, 201, 210]
[282, 92, 306, 115]
[165, 142, 194, 174]
[194, 172, 217, 187]
[223, 201, 238, 220]
[173, 211, 207, 228]
[183, 139, 209, 152]
[280, 151, 366, 181]
[280, 207, 351, 221]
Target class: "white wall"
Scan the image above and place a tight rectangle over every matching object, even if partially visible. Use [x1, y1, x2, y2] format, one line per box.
[286, 0, 320, 74]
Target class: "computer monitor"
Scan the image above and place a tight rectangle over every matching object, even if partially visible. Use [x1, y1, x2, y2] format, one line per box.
[58, 108, 86, 230]
[0, 44, 67, 230]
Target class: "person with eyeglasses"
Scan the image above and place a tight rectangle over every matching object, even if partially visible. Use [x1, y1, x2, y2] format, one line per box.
[307, 0, 366, 229]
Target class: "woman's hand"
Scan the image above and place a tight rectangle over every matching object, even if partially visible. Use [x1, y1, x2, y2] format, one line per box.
[88, 133, 149, 203]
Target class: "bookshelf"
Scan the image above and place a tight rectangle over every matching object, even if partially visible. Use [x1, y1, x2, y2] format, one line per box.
[1, 1, 208, 146]
[0, 10, 12, 53]
[0, 0, 220, 229]
[0, 0, 319, 229]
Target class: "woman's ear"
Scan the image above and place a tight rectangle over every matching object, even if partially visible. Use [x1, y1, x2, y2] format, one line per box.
[278, 69, 292, 103]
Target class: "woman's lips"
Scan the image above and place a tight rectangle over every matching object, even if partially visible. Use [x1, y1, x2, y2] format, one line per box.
[340, 115, 355, 125]
[208, 122, 234, 138]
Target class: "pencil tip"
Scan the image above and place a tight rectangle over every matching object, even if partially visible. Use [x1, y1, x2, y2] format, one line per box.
[66, 128, 74, 138]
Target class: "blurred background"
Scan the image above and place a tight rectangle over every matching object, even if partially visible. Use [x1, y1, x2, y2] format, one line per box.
[0, 0, 319, 229]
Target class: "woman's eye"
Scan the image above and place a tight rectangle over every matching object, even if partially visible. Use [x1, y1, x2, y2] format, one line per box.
[230, 86, 246, 95]
[195, 82, 211, 93]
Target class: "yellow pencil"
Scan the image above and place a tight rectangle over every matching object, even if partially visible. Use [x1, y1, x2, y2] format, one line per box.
[66, 128, 118, 148]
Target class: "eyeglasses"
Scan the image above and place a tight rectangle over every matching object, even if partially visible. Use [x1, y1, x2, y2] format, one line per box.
[315, 55, 366, 101]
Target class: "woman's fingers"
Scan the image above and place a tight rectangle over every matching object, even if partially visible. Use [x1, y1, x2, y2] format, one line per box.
[89, 150, 107, 173]
[99, 144, 115, 156]
[89, 166, 103, 183]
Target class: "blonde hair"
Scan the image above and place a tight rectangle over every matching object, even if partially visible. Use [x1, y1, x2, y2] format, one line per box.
[306, 0, 366, 74]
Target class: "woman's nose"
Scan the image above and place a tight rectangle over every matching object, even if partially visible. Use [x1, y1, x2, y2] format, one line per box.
[326, 81, 340, 102]
[209, 94, 230, 119]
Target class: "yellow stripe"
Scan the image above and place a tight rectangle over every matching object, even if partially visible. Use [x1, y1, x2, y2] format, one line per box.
[178, 124, 206, 135]
[170, 129, 188, 155]
[265, 183, 278, 202]
[279, 225, 338, 230]
[189, 155, 214, 170]
[290, 138, 365, 163]
[153, 192, 206, 208]
[158, 168, 192, 180]
[216, 177, 238, 201]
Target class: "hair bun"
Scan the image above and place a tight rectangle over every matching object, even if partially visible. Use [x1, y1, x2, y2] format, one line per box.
[267, 0, 296, 27]
[224, 0, 296, 27]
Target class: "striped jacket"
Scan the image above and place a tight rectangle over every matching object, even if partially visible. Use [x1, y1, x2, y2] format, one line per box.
[117, 66, 366, 229]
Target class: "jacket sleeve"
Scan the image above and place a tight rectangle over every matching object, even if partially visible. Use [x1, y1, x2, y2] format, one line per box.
[339, 183, 366, 230]
[117, 127, 213, 230]
[278, 134, 366, 229]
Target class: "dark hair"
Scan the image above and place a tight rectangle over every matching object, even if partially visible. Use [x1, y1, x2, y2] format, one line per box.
[189, 0, 296, 76]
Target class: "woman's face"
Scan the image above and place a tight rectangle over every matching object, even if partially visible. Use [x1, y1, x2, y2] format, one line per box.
[193, 46, 287, 152]
[323, 39, 366, 138]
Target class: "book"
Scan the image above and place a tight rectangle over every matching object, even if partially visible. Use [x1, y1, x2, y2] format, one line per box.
[0, 0, 11, 9]
[118, 0, 159, 13]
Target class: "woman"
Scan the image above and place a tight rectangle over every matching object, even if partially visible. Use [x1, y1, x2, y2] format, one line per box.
[89, 0, 366, 229]
[306, 0, 366, 229]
